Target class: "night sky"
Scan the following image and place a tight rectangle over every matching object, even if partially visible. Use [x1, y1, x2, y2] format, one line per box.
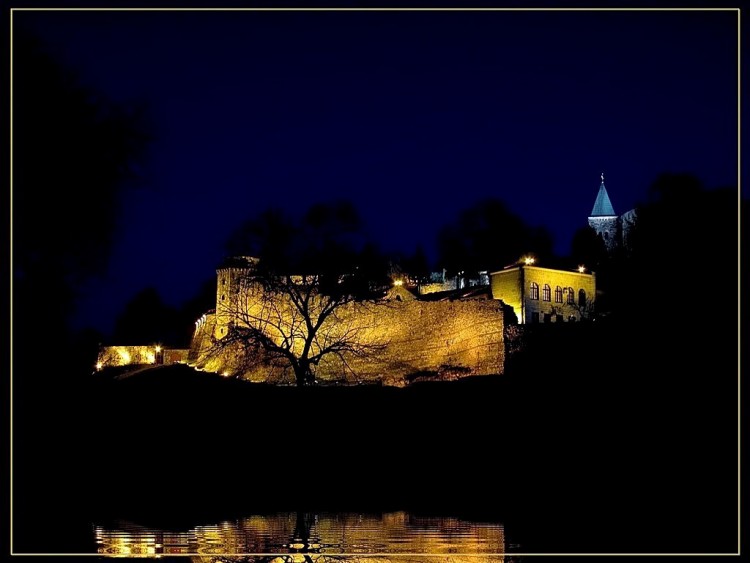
[13, 8, 740, 336]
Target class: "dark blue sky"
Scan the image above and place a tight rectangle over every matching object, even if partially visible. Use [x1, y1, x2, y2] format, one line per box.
[14, 9, 740, 336]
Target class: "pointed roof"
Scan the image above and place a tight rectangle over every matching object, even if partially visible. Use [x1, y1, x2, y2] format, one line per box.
[590, 175, 616, 217]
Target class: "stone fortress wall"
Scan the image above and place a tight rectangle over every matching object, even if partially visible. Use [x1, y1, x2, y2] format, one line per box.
[190, 283, 505, 387]
[97, 345, 189, 369]
[98, 345, 157, 367]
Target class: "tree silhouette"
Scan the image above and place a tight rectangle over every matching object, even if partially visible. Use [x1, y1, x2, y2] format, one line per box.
[401, 245, 432, 284]
[613, 173, 738, 323]
[11, 29, 151, 541]
[176, 277, 218, 346]
[215, 202, 391, 386]
[13, 29, 150, 372]
[437, 198, 554, 281]
[112, 287, 181, 347]
[570, 225, 609, 270]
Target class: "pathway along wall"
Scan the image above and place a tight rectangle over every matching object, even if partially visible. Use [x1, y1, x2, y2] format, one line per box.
[190, 295, 505, 387]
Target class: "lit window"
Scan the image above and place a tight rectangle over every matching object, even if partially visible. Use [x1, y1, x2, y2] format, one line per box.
[578, 289, 586, 307]
[542, 284, 551, 302]
[567, 287, 574, 304]
[530, 282, 539, 300]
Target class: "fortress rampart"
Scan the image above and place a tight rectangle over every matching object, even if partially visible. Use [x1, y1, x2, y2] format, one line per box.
[190, 286, 505, 387]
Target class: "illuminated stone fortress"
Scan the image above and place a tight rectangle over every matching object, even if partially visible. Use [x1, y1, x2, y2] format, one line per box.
[189, 175, 620, 383]
[101, 175, 624, 378]
[192, 267, 507, 385]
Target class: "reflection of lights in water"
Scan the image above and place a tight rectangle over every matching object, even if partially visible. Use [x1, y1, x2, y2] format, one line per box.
[288, 542, 306, 549]
[96, 511, 505, 559]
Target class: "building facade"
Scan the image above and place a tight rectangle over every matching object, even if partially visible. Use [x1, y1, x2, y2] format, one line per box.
[490, 264, 595, 324]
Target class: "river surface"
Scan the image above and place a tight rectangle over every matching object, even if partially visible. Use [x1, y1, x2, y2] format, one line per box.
[11, 359, 738, 557]
[95, 511, 512, 561]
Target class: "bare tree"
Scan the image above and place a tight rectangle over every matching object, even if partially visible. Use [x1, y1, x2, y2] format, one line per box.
[212, 203, 393, 386]
[215, 272, 388, 386]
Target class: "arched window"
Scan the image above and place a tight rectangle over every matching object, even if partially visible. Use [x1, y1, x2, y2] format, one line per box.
[555, 286, 563, 303]
[530, 282, 539, 300]
[578, 289, 586, 307]
[542, 284, 551, 302]
[567, 287, 574, 304]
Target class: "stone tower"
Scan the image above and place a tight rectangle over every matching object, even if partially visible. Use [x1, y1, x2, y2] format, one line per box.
[214, 256, 259, 339]
[588, 173, 619, 252]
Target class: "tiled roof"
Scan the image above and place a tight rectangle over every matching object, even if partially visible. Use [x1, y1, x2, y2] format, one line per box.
[590, 182, 616, 217]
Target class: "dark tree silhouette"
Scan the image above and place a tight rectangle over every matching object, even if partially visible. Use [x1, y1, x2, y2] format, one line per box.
[177, 277, 218, 345]
[437, 198, 554, 281]
[401, 245, 432, 284]
[13, 29, 150, 372]
[216, 202, 391, 386]
[11, 29, 151, 544]
[612, 173, 738, 323]
[570, 225, 609, 270]
[112, 287, 182, 347]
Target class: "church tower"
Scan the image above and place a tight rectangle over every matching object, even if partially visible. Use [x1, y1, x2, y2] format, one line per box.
[588, 173, 619, 252]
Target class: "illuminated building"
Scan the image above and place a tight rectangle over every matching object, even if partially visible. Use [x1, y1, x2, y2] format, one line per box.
[490, 264, 595, 324]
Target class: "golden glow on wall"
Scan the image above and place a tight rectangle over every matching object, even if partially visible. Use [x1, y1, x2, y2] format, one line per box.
[117, 348, 132, 364]
[196, 282, 505, 386]
[97, 345, 161, 368]
[490, 265, 596, 324]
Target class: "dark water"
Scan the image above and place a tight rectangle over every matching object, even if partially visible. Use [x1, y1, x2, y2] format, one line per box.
[12, 324, 738, 557]
[95, 511, 510, 560]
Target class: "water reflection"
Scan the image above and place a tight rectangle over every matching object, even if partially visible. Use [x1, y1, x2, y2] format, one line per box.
[95, 511, 511, 561]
